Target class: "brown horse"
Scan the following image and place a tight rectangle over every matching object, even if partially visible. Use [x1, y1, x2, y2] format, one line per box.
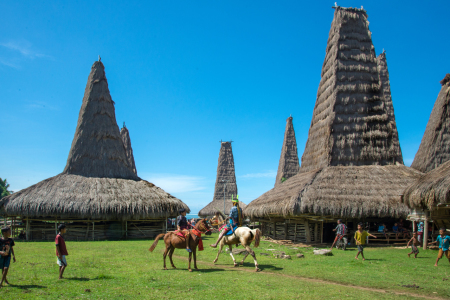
[149, 219, 212, 272]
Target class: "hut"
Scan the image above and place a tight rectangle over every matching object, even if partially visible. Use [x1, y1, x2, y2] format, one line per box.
[198, 141, 246, 217]
[403, 74, 450, 248]
[244, 7, 422, 243]
[275, 116, 300, 187]
[120, 124, 137, 175]
[0, 61, 189, 241]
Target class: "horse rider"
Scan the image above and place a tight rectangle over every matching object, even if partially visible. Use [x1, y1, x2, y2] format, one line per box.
[330, 219, 347, 250]
[210, 195, 243, 248]
[177, 208, 192, 252]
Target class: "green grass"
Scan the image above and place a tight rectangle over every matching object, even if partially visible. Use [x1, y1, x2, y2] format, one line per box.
[0, 233, 449, 299]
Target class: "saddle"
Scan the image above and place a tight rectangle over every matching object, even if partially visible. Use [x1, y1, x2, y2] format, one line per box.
[173, 229, 190, 240]
[173, 229, 204, 251]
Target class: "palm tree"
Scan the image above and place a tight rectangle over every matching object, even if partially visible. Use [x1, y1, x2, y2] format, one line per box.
[0, 178, 12, 199]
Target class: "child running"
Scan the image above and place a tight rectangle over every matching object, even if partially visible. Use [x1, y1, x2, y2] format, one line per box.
[55, 224, 69, 279]
[406, 232, 420, 258]
[0, 227, 16, 287]
[354, 222, 377, 260]
[430, 228, 450, 267]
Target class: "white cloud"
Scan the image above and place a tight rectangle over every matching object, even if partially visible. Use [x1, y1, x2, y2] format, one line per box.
[239, 171, 277, 179]
[142, 173, 208, 193]
[0, 40, 52, 68]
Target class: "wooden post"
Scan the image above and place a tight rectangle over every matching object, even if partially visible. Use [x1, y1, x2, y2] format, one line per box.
[125, 221, 128, 239]
[304, 219, 311, 243]
[412, 221, 416, 233]
[294, 223, 297, 243]
[314, 223, 318, 242]
[273, 222, 276, 238]
[92, 222, 95, 240]
[423, 216, 429, 250]
[26, 218, 30, 241]
[320, 221, 324, 244]
[284, 222, 288, 240]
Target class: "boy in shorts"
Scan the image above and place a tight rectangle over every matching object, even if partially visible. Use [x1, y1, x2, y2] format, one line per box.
[0, 227, 16, 287]
[55, 224, 68, 279]
[354, 223, 377, 260]
[430, 228, 450, 267]
[406, 232, 420, 258]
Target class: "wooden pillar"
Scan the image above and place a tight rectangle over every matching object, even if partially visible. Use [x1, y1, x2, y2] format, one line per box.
[423, 215, 429, 250]
[125, 221, 128, 239]
[92, 222, 95, 241]
[320, 221, 324, 244]
[85, 221, 90, 240]
[412, 221, 416, 233]
[304, 220, 311, 243]
[26, 218, 30, 241]
[284, 222, 288, 240]
[273, 222, 276, 238]
[294, 223, 297, 243]
[55, 221, 58, 235]
[314, 223, 318, 242]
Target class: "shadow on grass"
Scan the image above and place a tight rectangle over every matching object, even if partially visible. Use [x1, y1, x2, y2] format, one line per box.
[9, 284, 46, 289]
[241, 263, 283, 271]
[67, 277, 91, 281]
[364, 259, 385, 261]
[162, 268, 226, 272]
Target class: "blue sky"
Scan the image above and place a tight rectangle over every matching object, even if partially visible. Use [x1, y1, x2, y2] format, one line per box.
[1, 1, 449, 213]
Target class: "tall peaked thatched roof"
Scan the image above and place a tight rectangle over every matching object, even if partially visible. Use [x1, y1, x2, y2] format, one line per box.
[199, 141, 246, 217]
[120, 125, 137, 175]
[410, 74, 450, 173]
[63, 61, 137, 180]
[300, 7, 403, 173]
[1, 61, 189, 219]
[275, 116, 300, 187]
[403, 160, 450, 211]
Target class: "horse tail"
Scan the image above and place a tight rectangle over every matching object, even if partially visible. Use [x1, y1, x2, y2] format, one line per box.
[253, 228, 261, 248]
[149, 233, 166, 252]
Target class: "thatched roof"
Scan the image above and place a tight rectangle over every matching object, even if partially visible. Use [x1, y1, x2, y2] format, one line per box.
[1, 61, 189, 219]
[275, 116, 300, 187]
[403, 160, 450, 211]
[410, 74, 450, 173]
[300, 7, 403, 173]
[120, 125, 137, 175]
[199, 141, 244, 217]
[245, 165, 422, 219]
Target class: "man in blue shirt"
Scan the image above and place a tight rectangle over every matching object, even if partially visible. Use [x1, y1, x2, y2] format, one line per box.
[210, 195, 243, 248]
[430, 228, 450, 267]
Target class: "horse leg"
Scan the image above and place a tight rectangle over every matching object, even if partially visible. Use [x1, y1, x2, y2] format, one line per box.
[240, 249, 250, 265]
[168, 245, 176, 269]
[229, 245, 238, 267]
[213, 241, 224, 263]
[188, 251, 193, 272]
[244, 245, 260, 272]
[193, 247, 198, 270]
[163, 241, 170, 270]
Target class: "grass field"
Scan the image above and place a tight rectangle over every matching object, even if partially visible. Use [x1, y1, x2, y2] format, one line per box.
[0, 233, 449, 299]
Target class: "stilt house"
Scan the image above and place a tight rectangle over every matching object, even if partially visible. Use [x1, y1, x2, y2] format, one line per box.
[0, 61, 189, 241]
[244, 7, 422, 243]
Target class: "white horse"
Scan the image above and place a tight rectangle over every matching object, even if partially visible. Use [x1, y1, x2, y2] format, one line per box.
[212, 227, 261, 272]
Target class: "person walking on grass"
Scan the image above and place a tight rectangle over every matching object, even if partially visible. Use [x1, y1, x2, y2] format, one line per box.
[354, 222, 377, 260]
[430, 228, 450, 267]
[330, 219, 347, 250]
[55, 224, 69, 279]
[417, 221, 424, 244]
[406, 232, 420, 258]
[0, 227, 16, 287]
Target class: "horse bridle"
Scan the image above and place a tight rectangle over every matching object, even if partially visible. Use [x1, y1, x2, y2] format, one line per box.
[196, 219, 212, 234]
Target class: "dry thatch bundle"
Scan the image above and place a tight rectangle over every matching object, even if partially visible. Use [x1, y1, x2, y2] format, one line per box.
[411, 74, 450, 173]
[245, 165, 422, 219]
[300, 7, 403, 173]
[199, 141, 246, 217]
[403, 160, 450, 210]
[1, 61, 189, 219]
[275, 116, 300, 187]
[120, 125, 137, 175]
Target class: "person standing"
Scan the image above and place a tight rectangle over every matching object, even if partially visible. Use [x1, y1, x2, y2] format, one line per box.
[354, 223, 377, 261]
[330, 219, 347, 250]
[430, 228, 450, 267]
[55, 224, 69, 279]
[417, 221, 424, 244]
[0, 227, 16, 287]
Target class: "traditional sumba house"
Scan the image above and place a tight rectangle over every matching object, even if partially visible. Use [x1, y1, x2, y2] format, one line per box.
[244, 7, 422, 243]
[403, 74, 450, 248]
[198, 141, 246, 217]
[120, 124, 137, 175]
[275, 116, 300, 187]
[0, 61, 189, 241]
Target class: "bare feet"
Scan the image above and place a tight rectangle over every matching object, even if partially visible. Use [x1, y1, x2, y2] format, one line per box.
[210, 244, 217, 248]
[355, 257, 358, 260]
[362, 258, 365, 261]
[189, 269, 193, 272]
[435, 264, 438, 267]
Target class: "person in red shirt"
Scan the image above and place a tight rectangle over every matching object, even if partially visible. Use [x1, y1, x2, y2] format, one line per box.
[55, 224, 68, 279]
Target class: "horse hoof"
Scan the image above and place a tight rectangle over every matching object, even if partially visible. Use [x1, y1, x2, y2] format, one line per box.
[172, 266, 176, 269]
[255, 268, 261, 272]
[234, 263, 238, 267]
[213, 260, 217, 263]
[189, 269, 193, 272]
[164, 268, 168, 270]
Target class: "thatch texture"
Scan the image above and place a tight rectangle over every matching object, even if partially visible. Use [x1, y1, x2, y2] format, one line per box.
[1, 174, 188, 220]
[245, 165, 422, 219]
[63, 61, 137, 179]
[120, 125, 137, 175]
[403, 160, 450, 210]
[1, 60, 189, 219]
[199, 141, 245, 217]
[410, 74, 450, 173]
[275, 116, 300, 187]
[300, 7, 403, 173]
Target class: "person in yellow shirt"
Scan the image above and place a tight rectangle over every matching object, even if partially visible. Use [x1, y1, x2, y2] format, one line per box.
[354, 223, 377, 260]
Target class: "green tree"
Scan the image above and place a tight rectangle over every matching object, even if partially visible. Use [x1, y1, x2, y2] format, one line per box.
[0, 178, 12, 199]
